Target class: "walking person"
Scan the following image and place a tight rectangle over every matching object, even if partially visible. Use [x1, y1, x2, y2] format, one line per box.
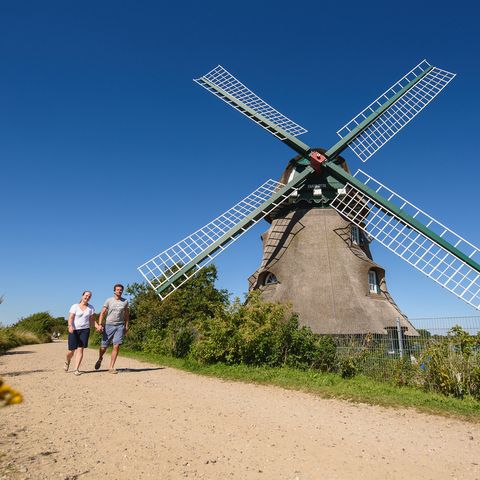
[65, 291, 99, 376]
[94, 284, 129, 374]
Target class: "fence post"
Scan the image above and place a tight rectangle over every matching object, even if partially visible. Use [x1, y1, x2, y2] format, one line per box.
[396, 317, 404, 359]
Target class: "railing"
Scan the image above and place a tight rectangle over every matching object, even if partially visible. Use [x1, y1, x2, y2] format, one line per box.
[331, 316, 480, 385]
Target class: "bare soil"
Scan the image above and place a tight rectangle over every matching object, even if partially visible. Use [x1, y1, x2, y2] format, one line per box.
[1, 342, 479, 480]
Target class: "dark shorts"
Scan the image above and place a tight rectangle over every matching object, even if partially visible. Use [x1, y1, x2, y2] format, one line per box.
[68, 328, 90, 350]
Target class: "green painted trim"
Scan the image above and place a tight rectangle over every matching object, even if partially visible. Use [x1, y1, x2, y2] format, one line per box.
[199, 77, 311, 157]
[325, 66, 434, 160]
[156, 166, 315, 296]
[325, 162, 480, 274]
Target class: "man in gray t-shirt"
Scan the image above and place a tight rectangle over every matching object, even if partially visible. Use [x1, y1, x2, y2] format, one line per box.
[94, 284, 129, 374]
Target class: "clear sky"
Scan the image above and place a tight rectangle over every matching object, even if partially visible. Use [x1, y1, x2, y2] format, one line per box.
[1, 0, 479, 324]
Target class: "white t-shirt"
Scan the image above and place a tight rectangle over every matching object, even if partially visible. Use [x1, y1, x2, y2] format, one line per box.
[69, 303, 95, 330]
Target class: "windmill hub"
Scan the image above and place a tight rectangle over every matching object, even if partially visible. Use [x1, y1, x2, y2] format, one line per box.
[308, 151, 327, 172]
[273, 148, 349, 215]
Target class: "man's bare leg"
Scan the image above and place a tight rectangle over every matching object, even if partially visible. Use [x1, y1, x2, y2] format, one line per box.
[110, 344, 120, 370]
[95, 347, 107, 370]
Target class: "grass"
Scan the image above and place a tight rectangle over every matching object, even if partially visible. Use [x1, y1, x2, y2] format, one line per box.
[0, 327, 46, 354]
[114, 347, 480, 423]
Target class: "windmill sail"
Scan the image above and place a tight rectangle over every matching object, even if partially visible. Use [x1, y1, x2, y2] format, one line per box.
[335, 60, 455, 162]
[330, 170, 480, 309]
[195, 66, 309, 154]
[138, 179, 302, 299]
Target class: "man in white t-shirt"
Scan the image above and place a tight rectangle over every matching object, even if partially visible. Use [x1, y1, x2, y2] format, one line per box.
[94, 284, 129, 374]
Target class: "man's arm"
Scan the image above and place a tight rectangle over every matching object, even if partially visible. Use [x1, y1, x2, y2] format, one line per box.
[124, 305, 130, 333]
[96, 306, 108, 331]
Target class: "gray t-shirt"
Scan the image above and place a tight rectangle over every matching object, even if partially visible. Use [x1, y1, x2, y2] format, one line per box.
[103, 297, 129, 326]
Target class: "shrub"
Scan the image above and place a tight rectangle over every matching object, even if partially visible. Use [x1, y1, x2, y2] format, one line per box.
[125, 265, 229, 354]
[13, 312, 64, 341]
[312, 335, 337, 372]
[192, 292, 337, 370]
[0, 327, 21, 353]
[338, 357, 358, 378]
[0, 326, 46, 353]
[0, 312, 68, 353]
[387, 357, 419, 387]
[141, 321, 196, 358]
[143, 330, 167, 355]
[189, 306, 235, 364]
[420, 326, 480, 399]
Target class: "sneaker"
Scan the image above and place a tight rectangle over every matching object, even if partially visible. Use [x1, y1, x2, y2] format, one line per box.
[64, 361, 70, 372]
[74, 370, 82, 376]
[94, 358, 102, 370]
[109, 368, 118, 374]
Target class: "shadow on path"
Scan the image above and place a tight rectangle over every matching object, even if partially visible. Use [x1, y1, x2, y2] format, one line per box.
[2, 369, 49, 376]
[3, 350, 35, 355]
[79, 367, 165, 375]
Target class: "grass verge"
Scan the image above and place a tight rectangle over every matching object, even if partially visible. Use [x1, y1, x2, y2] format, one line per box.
[0, 327, 47, 354]
[114, 347, 480, 423]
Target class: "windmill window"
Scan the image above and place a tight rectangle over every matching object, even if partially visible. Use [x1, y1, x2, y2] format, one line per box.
[351, 225, 362, 245]
[368, 270, 379, 294]
[264, 272, 278, 285]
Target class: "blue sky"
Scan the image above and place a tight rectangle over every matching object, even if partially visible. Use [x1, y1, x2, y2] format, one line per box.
[1, 0, 479, 324]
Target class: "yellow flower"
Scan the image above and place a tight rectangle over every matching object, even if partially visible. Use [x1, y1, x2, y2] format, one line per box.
[0, 378, 23, 407]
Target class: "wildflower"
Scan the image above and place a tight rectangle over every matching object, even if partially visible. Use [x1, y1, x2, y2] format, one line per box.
[0, 378, 23, 407]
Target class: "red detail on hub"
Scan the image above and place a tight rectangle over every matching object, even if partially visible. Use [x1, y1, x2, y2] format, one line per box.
[309, 151, 326, 173]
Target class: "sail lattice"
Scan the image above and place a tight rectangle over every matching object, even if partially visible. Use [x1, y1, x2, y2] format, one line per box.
[195, 65, 307, 140]
[331, 171, 480, 309]
[138, 179, 296, 300]
[337, 60, 455, 162]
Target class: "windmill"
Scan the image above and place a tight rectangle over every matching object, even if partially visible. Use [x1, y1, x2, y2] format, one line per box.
[138, 60, 480, 336]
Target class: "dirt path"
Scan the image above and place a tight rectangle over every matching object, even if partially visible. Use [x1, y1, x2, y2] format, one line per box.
[1, 342, 479, 480]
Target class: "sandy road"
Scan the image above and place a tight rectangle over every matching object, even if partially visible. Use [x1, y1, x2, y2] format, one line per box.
[0, 341, 479, 480]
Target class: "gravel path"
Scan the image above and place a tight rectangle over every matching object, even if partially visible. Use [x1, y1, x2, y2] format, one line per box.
[1, 341, 479, 479]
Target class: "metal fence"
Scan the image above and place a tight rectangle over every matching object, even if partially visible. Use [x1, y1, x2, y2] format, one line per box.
[332, 316, 480, 384]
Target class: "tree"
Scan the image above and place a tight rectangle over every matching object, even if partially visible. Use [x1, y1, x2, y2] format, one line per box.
[125, 265, 229, 356]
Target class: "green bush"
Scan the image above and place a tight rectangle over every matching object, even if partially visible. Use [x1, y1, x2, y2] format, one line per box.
[355, 351, 420, 387]
[421, 326, 480, 399]
[125, 265, 229, 355]
[231, 296, 294, 366]
[13, 312, 67, 340]
[140, 321, 196, 358]
[0, 312, 68, 353]
[126, 269, 339, 370]
[192, 293, 337, 370]
[188, 306, 235, 364]
[387, 357, 419, 387]
[168, 319, 196, 358]
[0, 326, 47, 353]
[51, 317, 68, 336]
[338, 356, 358, 379]
[12, 313, 55, 343]
[312, 335, 337, 372]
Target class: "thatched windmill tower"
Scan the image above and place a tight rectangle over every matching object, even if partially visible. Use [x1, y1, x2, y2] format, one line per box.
[248, 149, 417, 336]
